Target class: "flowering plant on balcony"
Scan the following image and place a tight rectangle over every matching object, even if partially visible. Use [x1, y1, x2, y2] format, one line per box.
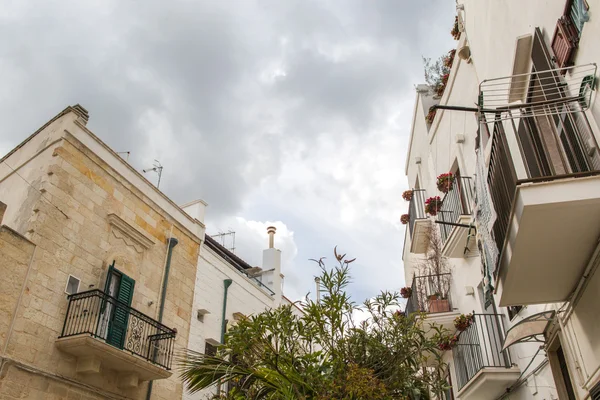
[438, 334, 458, 351]
[400, 214, 410, 225]
[402, 190, 413, 201]
[451, 16, 461, 40]
[400, 286, 412, 299]
[454, 313, 473, 331]
[424, 196, 443, 216]
[444, 49, 456, 69]
[436, 172, 455, 194]
[425, 106, 437, 125]
[436, 73, 450, 97]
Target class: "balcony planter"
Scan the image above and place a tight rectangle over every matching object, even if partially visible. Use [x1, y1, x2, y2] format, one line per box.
[437, 172, 455, 194]
[454, 313, 474, 331]
[402, 190, 413, 201]
[425, 107, 437, 125]
[425, 196, 443, 216]
[400, 286, 412, 299]
[444, 49, 456, 68]
[400, 214, 410, 225]
[438, 335, 458, 351]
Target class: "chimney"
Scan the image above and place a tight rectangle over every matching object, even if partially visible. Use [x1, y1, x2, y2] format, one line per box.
[267, 226, 276, 248]
[261, 226, 282, 305]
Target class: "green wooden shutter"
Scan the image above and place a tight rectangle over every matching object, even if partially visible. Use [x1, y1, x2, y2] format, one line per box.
[106, 273, 135, 349]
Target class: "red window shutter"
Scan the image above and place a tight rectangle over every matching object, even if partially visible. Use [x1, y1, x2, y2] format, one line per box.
[551, 16, 579, 70]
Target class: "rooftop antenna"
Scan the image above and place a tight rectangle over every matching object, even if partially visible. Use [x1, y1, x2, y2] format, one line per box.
[117, 151, 130, 162]
[143, 159, 163, 189]
[212, 230, 236, 253]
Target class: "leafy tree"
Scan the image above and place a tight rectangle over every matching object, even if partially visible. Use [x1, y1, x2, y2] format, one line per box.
[180, 248, 451, 399]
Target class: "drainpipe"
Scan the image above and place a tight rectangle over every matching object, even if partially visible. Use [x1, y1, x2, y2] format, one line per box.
[146, 236, 178, 400]
[221, 279, 233, 344]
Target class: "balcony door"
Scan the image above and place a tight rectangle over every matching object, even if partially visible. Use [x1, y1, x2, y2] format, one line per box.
[101, 261, 135, 350]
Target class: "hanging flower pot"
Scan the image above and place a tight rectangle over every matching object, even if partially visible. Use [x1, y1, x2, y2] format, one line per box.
[451, 16, 461, 40]
[400, 214, 410, 225]
[424, 196, 443, 216]
[402, 190, 413, 202]
[400, 286, 412, 299]
[454, 313, 474, 331]
[436, 172, 455, 194]
[425, 107, 437, 125]
[438, 335, 458, 351]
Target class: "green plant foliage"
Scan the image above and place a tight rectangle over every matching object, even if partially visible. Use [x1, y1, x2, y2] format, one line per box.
[179, 248, 451, 399]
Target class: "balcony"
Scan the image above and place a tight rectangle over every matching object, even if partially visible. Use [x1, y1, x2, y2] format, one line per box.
[480, 64, 600, 306]
[453, 313, 519, 399]
[408, 189, 430, 254]
[437, 176, 477, 258]
[56, 290, 176, 388]
[405, 273, 459, 332]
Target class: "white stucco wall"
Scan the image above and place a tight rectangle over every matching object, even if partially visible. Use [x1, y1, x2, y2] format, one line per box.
[184, 243, 302, 400]
[403, 1, 600, 398]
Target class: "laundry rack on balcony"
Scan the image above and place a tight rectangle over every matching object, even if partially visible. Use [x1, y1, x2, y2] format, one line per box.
[477, 63, 596, 123]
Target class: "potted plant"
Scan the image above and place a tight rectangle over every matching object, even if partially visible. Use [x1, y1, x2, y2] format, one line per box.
[400, 287, 413, 299]
[444, 49, 456, 68]
[436, 73, 450, 97]
[438, 335, 458, 351]
[424, 196, 443, 216]
[451, 16, 461, 40]
[436, 172, 455, 194]
[454, 313, 474, 331]
[425, 106, 437, 125]
[400, 214, 410, 225]
[402, 190, 413, 202]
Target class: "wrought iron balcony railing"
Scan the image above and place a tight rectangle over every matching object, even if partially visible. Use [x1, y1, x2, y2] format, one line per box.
[405, 273, 453, 315]
[453, 313, 512, 391]
[59, 290, 176, 370]
[408, 189, 427, 237]
[437, 177, 474, 243]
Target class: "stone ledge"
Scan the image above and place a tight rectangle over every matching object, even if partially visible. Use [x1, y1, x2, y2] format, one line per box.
[56, 335, 172, 384]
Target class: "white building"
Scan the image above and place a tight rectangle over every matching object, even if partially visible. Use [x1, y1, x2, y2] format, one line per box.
[181, 204, 302, 400]
[403, 1, 600, 399]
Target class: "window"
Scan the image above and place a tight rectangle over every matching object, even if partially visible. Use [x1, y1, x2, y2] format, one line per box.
[102, 261, 135, 350]
[65, 275, 80, 295]
[205, 341, 218, 357]
[549, 337, 577, 400]
[507, 305, 523, 320]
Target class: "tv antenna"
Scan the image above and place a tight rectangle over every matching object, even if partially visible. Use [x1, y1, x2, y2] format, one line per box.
[143, 160, 163, 189]
[212, 230, 236, 253]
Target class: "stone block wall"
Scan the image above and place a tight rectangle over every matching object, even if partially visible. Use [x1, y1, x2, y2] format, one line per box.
[0, 108, 202, 400]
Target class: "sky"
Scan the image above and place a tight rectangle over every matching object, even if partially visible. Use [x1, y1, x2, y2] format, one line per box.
[0, 0, 456, 304]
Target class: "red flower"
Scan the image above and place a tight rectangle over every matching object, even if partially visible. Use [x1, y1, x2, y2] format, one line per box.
[400, 214, 410, 225]
[425, 196, 443, 216]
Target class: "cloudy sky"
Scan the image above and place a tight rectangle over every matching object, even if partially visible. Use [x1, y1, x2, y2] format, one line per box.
[0, 0, 455, 303]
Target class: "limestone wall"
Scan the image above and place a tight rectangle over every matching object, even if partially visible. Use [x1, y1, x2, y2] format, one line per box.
[0, 108, 203, 400]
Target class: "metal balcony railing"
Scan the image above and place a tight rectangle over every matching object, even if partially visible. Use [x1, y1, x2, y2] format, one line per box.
[405, 273, 453, 315]
[453, 313, 512, 391]
[59, 290, 176, 370]
[437, 177, 474, 243]
[408, 189, 427, 238]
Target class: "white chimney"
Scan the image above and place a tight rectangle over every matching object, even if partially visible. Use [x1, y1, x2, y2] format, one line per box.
[261, 226, 282, 305]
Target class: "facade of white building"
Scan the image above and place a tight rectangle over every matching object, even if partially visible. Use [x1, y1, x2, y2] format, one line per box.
[403, 1, 600, 399]
[182, 206, 302, 400]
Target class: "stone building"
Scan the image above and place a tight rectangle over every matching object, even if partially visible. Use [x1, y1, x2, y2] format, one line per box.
[0, 105, 205, 399]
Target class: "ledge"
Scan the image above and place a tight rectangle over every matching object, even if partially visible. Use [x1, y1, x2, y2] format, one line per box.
[56, 335, 171, 385]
